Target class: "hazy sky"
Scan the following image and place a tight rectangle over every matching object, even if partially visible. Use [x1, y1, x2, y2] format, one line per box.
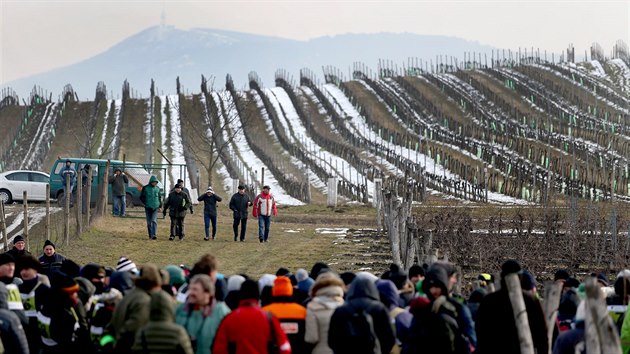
[1, 0, 628, 84]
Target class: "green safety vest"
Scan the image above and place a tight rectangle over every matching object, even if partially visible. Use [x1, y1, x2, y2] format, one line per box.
[20, 281, 42, 317]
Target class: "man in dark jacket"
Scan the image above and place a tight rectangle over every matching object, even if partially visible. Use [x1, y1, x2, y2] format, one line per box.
[6, 235, 32, 275]
[140, 175, 162, 240]
[475, 260, 548, 354]
[39, 239, 66, 277]
[229, 185, 252, 242]
[59, 159, 76, 206]
[198, 186, 222, 241]
[328, 276, 395, 354]
[109, 168, 129, 217]
[0, 282, 29, 354]
[163, 184, 191, 241]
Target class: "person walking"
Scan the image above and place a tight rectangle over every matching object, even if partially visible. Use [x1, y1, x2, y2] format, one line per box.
[213, 279, 291, 354]
[175, 274, 231, 354]
[253, 185, 277, 243]
[140, 175, 162, 240]
[229, 185, 252, 242]
[109, 168, 129, 217]
[262, 276, 307, 353]
[305, 273, 345, 354]
[59, 159, 76, 207]
[198, 187, 222, 241]
[163, 184, 192, 241]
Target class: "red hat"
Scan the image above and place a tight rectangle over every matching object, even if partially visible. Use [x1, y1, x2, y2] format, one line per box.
[272, 276, 293, 297]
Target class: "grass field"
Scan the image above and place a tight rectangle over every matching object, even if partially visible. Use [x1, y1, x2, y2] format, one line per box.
[43, 203, 391, 278]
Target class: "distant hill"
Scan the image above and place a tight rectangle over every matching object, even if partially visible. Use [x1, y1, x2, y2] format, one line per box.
[3, 25, 495, 99]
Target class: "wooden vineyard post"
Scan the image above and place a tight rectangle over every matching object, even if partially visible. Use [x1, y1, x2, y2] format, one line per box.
[76, 175, 82, 236]
[374, 178, 382, 231]
[327, 177, 337, 207]
[85, 167, 93, 226]
[584, 277, 622, 354]
[543, 281, 562, 353]
[65, 174, 70, 245]
[504, 273, 534, 354]
[23, 191, 29, 251]
[45, 184, 50, 240]
[96, 160, 110, 217]
[0, 201, 7, 251]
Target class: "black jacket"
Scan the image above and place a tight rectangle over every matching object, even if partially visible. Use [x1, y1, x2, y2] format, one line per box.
[109, 173, 129, 197]
[197, 193, 223, 216]
[163, 191, 191, 218]
[328, 277, 395, 354]
[229, 192, 250, 219]
[475, 286, 548, 354]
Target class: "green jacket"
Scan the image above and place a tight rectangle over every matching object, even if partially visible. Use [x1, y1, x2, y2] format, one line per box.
[140, 176, 162, 210]
[132, 291, 193, 354]
[111, 287, 152, 353]
[175, 300, 231, 354]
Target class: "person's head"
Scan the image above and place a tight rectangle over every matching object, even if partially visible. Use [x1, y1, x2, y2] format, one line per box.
[12, 235, 25, 251]
[272, 276, 293, 299]
[190, 254, 218, 281]
[187, 274, 215, 306]
[43, 239, 56, 257]
[408, 264, 425, 285]
[135, 264, 163, 291]
[114, 168, 121, 176]
[65, 159, 72, 167]
[0, 254, 15, 278]
[433, 262, 459, 292]
[262, 185, 271, 194]
[19, 255, 41, 281]
[52, 271, 80, 305]
[239, 279, 260, 302]
[554, 269, 571, 283]
[422, 265, 449, 300]
[165, 265, 186, 289]
[81, 264, 106, 293]
[174, 184, 182, 193]
[500, 259, 524, 287]
[521, 271, 537, 297]
[116, 256, 138, 275]
[149, 175, 158, 186]
[238, 185, 246, 195]
[177, 179, 184, 187]
[206, 187, 214, 196]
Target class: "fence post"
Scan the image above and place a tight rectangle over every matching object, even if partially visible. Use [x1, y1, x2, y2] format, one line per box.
[65, 174, 70, 246]
[76, 175, 82, 236]
[23, 191, 29, 251]
[543, 281, 562, 353]
[85, 167, 93, 226]
[374, 178, 382, 231]
[504, 273, 534, 354]
[45, 184, 50, 240]
[0, 201, 7, 251]
[327, 177, 338, 207]
[96, 160, 110, 217]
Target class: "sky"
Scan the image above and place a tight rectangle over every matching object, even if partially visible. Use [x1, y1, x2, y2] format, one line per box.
[0, 0, 628, 84]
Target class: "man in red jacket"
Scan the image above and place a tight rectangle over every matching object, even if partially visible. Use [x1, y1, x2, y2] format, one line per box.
[213, 279, 291, 354]
[252, 185, 277, 243]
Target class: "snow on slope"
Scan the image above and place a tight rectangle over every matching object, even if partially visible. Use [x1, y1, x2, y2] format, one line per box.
[323, 83, 528, 205]
[214, 91, 304, 206]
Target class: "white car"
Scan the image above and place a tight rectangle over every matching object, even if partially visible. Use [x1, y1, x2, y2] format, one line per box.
[0, 170, 50, 204]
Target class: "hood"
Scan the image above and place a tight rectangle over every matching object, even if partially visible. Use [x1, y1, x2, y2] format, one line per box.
[0, 282, 8, 309]
[149, 175, 159, 183]
[422, 266, 449, 300]
[110, 271, 134, 294]
[347, 276, 379, 301]
[150, 290, 175, 321]
[297, 278, 314, 293]
[376, 279, 399, 309]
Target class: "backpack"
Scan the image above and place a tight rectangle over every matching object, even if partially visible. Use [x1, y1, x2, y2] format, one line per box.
[345, 306, 381, 354]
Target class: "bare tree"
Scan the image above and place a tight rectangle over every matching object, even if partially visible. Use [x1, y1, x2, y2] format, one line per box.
[176, 75, 254, 187]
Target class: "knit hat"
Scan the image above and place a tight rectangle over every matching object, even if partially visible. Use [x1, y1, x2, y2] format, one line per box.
[258, 274, 276, 293]
[227, 275, 246, 292]
[409, 264, 425, 278]
[240, 279, 259, 300]
[276, 267, 291, 277]
[500, 259, 523, 277]
[51, 272, 79, 294]
[43, 239, 56, 249]
[81, 264, 105, 280]
[12, 235, 24, 245]
[19, 255, 41, 272]
[382, 264, 407, 290]
[60, 259, 81, 278]
[272, 276, 293, 297]
[554, 269, 571, 281]
[295, 269, 309, 282]
[135, 264, 162, 290]
[0, 253, 15, 266]
[521, 271, 536, 291]
[116, 256, 138, 274]
[340, 272, 356, 286]
[164, 265, 185, 287]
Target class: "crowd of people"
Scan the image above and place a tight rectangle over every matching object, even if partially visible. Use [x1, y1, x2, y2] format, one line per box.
[3, 232, 630, 353]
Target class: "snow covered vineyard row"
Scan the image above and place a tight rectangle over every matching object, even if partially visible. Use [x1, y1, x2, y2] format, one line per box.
[157, 95, 192, 192]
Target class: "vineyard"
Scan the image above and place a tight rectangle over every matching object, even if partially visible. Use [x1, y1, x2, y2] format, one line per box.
[1, 42, 630, 272]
